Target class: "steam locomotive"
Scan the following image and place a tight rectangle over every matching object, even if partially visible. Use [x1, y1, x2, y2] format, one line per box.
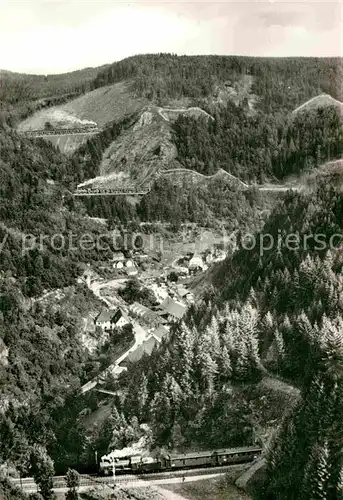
[99, 445, 262, 475]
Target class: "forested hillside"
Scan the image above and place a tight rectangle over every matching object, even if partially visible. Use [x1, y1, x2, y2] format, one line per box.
[173, 104, 343, 181]
[8, 54, 343, 189]
[87, 182, 343, 499]
[201, 183, 343, 498]
[0, 66, 105, 127]
[0, 125, 118, 479]
[92, 54, 343, 113]
[87, 55, 343, 185]
[1, 54, 343, 499]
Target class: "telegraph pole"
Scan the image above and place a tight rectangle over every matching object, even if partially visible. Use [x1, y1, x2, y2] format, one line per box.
[112, 457, 116, 489]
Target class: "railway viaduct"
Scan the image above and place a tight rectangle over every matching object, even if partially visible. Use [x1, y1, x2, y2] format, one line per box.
[19, 127, 100, 137]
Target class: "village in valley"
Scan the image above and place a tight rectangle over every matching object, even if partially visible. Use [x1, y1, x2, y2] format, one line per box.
[78, 228, 227, 394]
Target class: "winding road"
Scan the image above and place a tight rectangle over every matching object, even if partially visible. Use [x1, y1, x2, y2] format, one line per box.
[80, 278, 148, 394]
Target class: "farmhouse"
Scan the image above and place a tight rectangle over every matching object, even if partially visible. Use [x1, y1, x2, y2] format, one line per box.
[125, 336, 159, 364]
[94, 307, 130, 330]
[150, 325, 169, 342]
[130, 302, 167, 327]
[156, 297, 186, 322]
[94, 310, 115, 330]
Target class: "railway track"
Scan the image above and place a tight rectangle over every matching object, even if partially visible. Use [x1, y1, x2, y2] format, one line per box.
[9, 463, 249, 493]
[72, 169, 302, 197]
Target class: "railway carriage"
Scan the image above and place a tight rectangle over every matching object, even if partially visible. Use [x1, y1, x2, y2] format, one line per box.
[163, 450, 214, 469]
[99, 445, 263, 475]
[213, 446, 262, 465]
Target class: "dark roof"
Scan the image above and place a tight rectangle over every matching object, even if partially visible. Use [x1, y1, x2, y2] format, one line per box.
[167, 446, 262, 460]
[214, 446, 262, 454]
[113, 308, 131, 324]
[158, 297, 186, 320]
[96, 308, 130, 324]
[95, 310, 116, 323]
[130, 302, 166, 323]
[168, 450, 214, 460]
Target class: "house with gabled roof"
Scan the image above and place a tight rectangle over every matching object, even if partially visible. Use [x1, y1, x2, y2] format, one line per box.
[94, 307, 131, 330]
[124, 336, 159, 364]
[130, 302, 167, 327]
[150, 325, 169, 342]
[156, 296, 187, 322]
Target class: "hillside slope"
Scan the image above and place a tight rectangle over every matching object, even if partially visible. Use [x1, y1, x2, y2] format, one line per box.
[77, 105, 216, 190]
[17, 81, 147, 131]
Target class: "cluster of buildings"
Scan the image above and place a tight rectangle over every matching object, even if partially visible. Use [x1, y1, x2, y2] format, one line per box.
[173, 248, 226, 276]
[129, 294, 187, 326]
[124, 325, 169, 364]
[112, 252, 138, 277]
[93, 280, 189, 366]
[89, 244, 226, 371]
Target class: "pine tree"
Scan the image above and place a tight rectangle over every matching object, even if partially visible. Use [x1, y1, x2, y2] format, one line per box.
[137, 374, 149, 420]
[199, 351, 218, 395]
[302, 443, 330, 500]
[66, 468, 80, 500]
[274, 329, 285, 362]
[29, 445, 54, 500]
[220, 345, 232, 380]
[235, 340, 249, 381]
[150, 389, 172, 442]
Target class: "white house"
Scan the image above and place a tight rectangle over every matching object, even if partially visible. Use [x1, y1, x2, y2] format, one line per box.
[113, 261, 124, 270]
[94, 308, 130, 330]
[111, 308, 131, 328]
[189, 255, 206, 271]
[95, 310, 115, 330]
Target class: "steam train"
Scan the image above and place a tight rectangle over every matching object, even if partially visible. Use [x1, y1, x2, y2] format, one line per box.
[99, 445, 262, 475]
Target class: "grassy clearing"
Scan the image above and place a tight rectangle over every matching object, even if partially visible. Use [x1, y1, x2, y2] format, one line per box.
[17, 81, 147, 131]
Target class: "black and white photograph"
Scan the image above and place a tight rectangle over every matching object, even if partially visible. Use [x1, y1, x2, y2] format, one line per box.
[1, 0, 343, 498]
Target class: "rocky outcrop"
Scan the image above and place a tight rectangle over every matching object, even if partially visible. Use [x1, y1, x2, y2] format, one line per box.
[235, 458, 267, 493]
